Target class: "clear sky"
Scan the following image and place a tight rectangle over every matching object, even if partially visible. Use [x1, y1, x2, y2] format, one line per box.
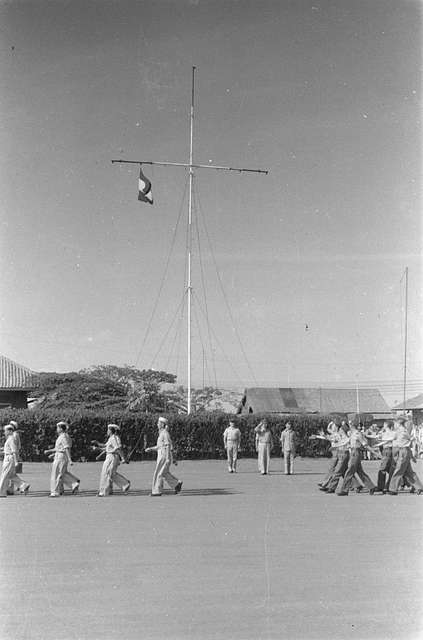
[0, 0, 421, 404]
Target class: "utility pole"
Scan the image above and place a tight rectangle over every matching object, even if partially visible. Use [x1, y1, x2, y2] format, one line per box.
[403, 266, 409, 412]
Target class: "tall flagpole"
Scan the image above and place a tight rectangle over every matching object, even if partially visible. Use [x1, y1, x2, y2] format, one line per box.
[112, 67, 268, 414]
[187, 66, 196, 415]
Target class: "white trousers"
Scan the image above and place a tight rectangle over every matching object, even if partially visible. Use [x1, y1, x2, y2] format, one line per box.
[284, 450, 294, 474]
[99, 454, 129, 496]
[152, 452, 179, 495]
[50, 453, 79, 495]
[226, 443, 239, 471]
[258, 443, 271, 474]
[0, 456, 26, 496]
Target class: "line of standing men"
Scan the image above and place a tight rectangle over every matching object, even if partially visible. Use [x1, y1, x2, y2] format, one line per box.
[223, 418, 297, 475]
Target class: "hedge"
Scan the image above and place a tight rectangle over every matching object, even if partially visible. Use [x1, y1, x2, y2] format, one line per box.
[0, 409, 341, 462]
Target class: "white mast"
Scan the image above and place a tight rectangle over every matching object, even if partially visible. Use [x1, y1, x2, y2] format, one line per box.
[187, 66, 195, 415]
[112, 68, 268, 414]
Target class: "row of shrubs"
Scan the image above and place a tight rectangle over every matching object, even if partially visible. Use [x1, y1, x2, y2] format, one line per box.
[0, 409, 343, 461]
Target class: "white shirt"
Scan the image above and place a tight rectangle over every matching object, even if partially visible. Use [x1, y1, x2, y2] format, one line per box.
[223, 426, 241, 445]
[3, 434, 17, 456]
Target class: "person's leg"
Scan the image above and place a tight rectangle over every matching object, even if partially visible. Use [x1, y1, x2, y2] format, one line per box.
[226, 446, 232, 472]
[264, 445, 270, 474]
[162, 463, 180, 490]
[258, 444, 264, 473]
[0, 457, 14, 496]
[232, 445, 238, 472]
[152, 455, 166, 495]
[337, 452, 360, 495]
[355, 459, 376, 490]
[284, 451, 289, 474]
[289, 452, 294, 474]
[377, 450, 391, 491]
[325, 451, 349, 492]
[402, 463, 423, 491]
[62, 467, 80, 492]
[320, 454, 337, 487]
[389, 449, 409, 493]
[8, 468, 29, 493]
[50, 456, 65, 496]
[99, 456, 114, 496]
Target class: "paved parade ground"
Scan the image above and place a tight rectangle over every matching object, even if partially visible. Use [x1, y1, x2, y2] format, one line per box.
[1, 458, 422, 640]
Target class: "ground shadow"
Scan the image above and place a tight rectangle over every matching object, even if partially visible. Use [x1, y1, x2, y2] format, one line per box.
[6, 487, 240, 499]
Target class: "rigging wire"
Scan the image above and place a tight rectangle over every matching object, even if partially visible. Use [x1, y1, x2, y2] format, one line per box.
[192, 290, 245, 388]
[192, 188, 218, 387]
[149, 292, 187, 369]
[193, 302, 213, 387]
[134, 175, 189, 368]
[195, 184, 258, 385]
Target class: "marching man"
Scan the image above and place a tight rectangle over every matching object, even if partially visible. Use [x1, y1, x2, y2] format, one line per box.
[45, 421, 80, 497]
[0, 424, 30, 497]
[145, 417, 183, 496]
[255, 419, 273, 475]
[378, 417, 423, 495]
[280, 422, 297, 475]
[7, 420, 23, 494]
[223, 419, 241, 473]
[94, 424, 130, 497]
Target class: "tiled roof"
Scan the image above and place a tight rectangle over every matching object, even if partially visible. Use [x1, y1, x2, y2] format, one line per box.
[0, 355, 37, 390]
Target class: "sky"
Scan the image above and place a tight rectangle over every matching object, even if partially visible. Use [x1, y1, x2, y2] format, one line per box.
[0, 0, 421, 405]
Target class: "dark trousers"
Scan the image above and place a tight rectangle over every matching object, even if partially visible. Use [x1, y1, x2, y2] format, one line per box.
[325, 449, 349, 491]
[337, 449, 376, 494]
[390, 448, 423, 493]
[377, 448, 394, 492]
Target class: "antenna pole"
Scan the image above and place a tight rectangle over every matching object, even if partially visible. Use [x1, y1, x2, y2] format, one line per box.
[187, 66, 196, 415]
[403, 266, 409, 411]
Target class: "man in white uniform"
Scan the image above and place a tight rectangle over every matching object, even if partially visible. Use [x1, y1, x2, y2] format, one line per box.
[146, 417, 183, 496]
[223, 419, 241, 473]
[0, 425, 30, 496]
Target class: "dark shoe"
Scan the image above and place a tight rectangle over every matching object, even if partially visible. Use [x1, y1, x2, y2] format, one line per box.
[356, 486, 363, 493]
[174, 481, 183, 494]
[369, 488, 376, 495]
[317, 483, 323, 487]
[326, 489, 335, 494]
[410, 487, 416, 494]
[337, 492, 348, 496]
[319, 486, 328, 492]
[387, 491, 398, 495]
[150, 493, 162, 497]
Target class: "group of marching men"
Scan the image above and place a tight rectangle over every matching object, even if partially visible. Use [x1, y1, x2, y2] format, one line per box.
[312, 416, 423, 495]
[0, 417, 182, 498]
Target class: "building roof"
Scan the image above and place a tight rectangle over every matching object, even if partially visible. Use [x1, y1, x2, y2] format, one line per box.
[0, 355, 37, 390]
[240, 387, 390, 414]
[392, 393, 423, 411]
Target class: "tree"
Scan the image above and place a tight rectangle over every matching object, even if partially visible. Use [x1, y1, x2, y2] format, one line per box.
[32, 366, 177, 412]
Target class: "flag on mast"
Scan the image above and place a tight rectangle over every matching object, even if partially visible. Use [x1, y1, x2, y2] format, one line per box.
[138, 165, 153, 204]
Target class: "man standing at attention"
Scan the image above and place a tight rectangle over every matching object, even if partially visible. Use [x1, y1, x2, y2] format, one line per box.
[255, 419, 273, 475]
[223, 419, 241, 473]
[280, 422, 297, 475]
